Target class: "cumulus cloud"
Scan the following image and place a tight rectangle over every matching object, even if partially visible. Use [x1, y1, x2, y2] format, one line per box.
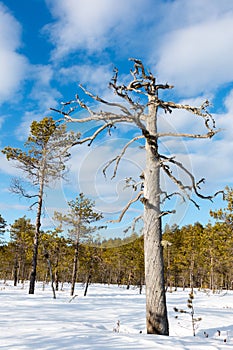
[14, 111, 43, 141]
[59, 64, 112, 91]
[57, 135, 145, 218]
[44, 0, 158, 59]
[156, 5, 233, 95]
[165, 90, 233, 194]
[40, 135, 145, 232]
[0, 153, 21, 176]
[28, 64, 62, 110]
[42, 0, 233, 98]
[0, 3, 29, 103]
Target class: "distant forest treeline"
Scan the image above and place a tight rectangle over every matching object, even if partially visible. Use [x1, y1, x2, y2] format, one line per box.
[0, 214, 233, 292]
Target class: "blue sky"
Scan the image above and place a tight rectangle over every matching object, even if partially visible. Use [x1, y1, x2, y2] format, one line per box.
[1, 0, 233, 239]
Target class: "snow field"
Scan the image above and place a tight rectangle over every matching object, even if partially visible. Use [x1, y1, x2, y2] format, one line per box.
[0, 281, 233, 349]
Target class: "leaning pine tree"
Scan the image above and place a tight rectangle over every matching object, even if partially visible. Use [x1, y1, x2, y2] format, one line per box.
[51, 59, 221, 335]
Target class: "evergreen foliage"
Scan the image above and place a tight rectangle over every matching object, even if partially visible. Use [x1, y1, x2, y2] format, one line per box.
[54, 193, 104, 296]
[2, 117, 79, 294]
[0, 190, 233, 292]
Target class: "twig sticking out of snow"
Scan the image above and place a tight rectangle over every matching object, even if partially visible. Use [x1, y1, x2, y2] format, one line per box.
[113, 320, 120, 333]
[68, 294, 78, 303]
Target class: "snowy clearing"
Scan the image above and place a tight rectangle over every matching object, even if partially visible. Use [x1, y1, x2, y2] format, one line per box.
[0, 281, 232, 349]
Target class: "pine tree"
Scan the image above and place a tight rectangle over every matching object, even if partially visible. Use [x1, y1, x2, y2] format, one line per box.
[2, 117, 79, 294]
[54, 193, 103, 296]
[10, 216, 35, 285]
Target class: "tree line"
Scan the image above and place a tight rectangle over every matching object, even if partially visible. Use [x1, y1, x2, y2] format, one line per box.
[1, 187, 233, 294]
[0, 214, 144, 294]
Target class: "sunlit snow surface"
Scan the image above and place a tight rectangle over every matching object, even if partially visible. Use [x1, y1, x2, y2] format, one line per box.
[0, 281, 233, 349]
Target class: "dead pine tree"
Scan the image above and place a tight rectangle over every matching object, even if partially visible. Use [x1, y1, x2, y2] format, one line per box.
[51, 58, 222, 336]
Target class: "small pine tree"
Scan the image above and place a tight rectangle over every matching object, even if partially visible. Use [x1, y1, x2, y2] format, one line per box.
[174, 291, 202, 336]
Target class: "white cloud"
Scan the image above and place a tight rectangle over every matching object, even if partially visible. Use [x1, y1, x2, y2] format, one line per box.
[42, 0, 233, 98]
[59, 64, 112, 92]
[44, 0, 156, 59]
[0, 153, 21, 176]
[29, 65, 62, 110]
[58, 136, 145, 219]
[156, 9, 233, 95]
[14, 111, 42, 141]
[0, 3, 29, 103]
[164, 90, 233, 194]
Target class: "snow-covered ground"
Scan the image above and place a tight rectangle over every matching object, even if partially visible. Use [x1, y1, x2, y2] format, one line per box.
[0, 281, 232, 349]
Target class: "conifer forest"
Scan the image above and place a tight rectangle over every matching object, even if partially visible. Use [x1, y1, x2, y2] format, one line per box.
[1, 189, 233, 293]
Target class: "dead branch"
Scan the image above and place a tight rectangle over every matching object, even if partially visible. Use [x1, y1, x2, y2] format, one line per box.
[79, 85, 133, 117]
[108, 191, 143, 223]
[123, 214, 143, 234]
[157, 130, 219, 139]
[160, 191, 186, 204]
[51, 106, 131, 124]
[69, 294, 78, 303]
[160, 154, 222, 208]
[125, 177, 144, 192]
[128, 58, 174, 95]
[72, 122, 116, 146]
[10, 178, 38, 199]
[109, 67, 146, 107]
[103, 135, 144, 179]
[158, 99, 216, 132]
[159, 210, 176, 218]
[29, 201, 39, 210]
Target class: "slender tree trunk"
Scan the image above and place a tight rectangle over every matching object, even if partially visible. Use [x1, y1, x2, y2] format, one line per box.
[43, 247, 56, 299]
[13, 253, 19, 286]
[143, 95, 169, 335]
[54, 251, 59, 291]
[47, 257, 56, 299]
[127, 271, 132, 290]
[190, 254, 195, 292]
[210, 255, 214, 291]
[84, 272, 91, 296]
[71, 239, 79, 296]
[29, 183, 44, 294]
[139, 275, 143, 295]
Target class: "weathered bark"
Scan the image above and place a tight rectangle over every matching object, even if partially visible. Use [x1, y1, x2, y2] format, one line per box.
[143, 95, 169, 335]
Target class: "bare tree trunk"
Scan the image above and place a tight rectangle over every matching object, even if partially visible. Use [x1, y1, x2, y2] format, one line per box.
[29, 183, 43, 294]
[210, 256, 214, 291]
[13, 254, 19, 286]
[144, 95, 169, 335]
[43, 247, 56, 299]
[71, 240, 79, 296]
[84, 272, 91, 296]
[127, 271, 132, 290]
[55, 268, 59, 291]
[190, 255, 194, 292]
[29, 230, 39, 294]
